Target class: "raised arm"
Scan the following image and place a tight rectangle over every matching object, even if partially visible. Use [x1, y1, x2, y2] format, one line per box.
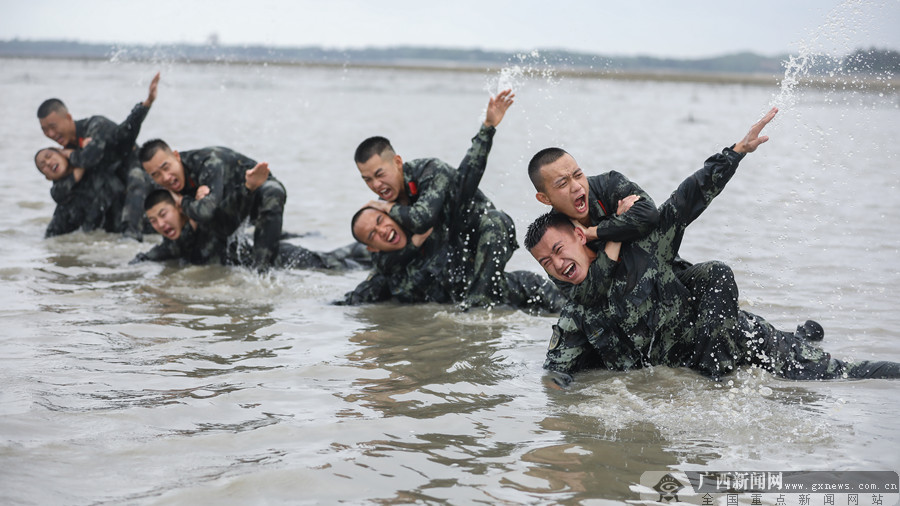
[669, 107, 778, 227]
[457, 90, 514, 202]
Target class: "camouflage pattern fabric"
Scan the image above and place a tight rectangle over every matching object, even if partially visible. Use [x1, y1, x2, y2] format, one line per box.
[545, 146, 900, 380]
[177, 147, 286, 268]
[344, 124, 563, 311]
[133, 225, 372, 271]
[48, 103, 155, 238]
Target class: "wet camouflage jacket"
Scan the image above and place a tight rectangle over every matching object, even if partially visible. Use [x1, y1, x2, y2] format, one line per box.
[177, 147, 281, 237]
[544, 147, 745, 374]
[131, 223, 231, 266]
[50, 103, 149, 205]
[344, 124, 497, 304]
[583, 171, 660, 243]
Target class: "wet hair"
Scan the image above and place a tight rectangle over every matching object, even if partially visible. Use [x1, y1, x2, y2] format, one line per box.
[527, 147, 569, 192]
[350, 206, 378, 243]
[144, 188, 176, 211]
[354, 136, 394, 165]
[138, 139, 172, 163]
[33, 147, 63, 172]
[37, 99, 67, 119]
[524, 212, 575, 251]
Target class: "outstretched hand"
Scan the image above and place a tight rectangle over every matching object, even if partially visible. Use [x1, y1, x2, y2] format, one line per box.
[245, 162, 270, 191]
[484, 89, 515, 128]
[734, 107, 778, 154]
[143, 72, 161, 108]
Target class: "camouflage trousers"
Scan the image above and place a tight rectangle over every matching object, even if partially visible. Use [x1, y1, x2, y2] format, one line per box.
[276, 242, 372, 270]
[462, 209, 518, 307]
[45, 193, 123, 237]
[248, 179, 287, 269]
[675, 261, 900, 380]
[118, 160, 157, 240]
[504, 270, 566, 314]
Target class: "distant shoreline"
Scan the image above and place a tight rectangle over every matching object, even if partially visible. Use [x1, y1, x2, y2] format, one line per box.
[4, 55, 896, 93]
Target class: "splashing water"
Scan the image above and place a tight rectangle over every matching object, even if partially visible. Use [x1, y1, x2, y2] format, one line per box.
[771, 0, 896, 112]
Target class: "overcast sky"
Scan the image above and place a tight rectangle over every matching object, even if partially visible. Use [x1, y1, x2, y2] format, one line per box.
[3, 0, 898, 58]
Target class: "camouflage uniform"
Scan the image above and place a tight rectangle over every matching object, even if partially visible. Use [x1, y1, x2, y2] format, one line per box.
[544, 147, 900, 380]
[47, 103, 155, 238]
[132, 226, 371, 270]
[176, 147, 286, 268]
[344, 124, 564, 312]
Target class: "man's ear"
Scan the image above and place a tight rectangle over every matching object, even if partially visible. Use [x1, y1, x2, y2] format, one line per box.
[535, 192, 552, 206]
[573, 225, 587, 245]
[173, 150, 181, 162]
[393, 154, 403, 171]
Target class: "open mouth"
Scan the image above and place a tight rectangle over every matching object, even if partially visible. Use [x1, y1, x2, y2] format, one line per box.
[387, 229, 397, 243]
[379, 187, 393, 199]
[562, 262, 576, 279]
[573, 194, 587, 214]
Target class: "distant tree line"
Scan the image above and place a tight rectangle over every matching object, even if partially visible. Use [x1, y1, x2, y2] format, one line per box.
[0, 39, 897, 77]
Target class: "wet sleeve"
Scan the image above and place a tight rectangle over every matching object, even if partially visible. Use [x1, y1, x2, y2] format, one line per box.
[456, 124, 495, 203]
[542, 311, 595, 375]
[130, 227, 191, 263]
[181, 154, 231, 223]
[567, 252, 619, 303]
[668, 146, 744, 228]
[44, 203, 84, 237]
[388, 160, 453, 234]
[113, 103, 150, 147]
[339, 271, 392, 305]
[130, 242, 178, 263]
[68, 118, 115, 171]
[49, 176, 77, 204]
[593, 171, 659, 243]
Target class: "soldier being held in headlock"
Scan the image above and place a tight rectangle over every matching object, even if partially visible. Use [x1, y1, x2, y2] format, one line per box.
[133, 163, 370, 269]
[36, 72, 160, 240]
[524, 107, 900, 385]
[342, 90, 564, 312]
[138, 138, 286, 272]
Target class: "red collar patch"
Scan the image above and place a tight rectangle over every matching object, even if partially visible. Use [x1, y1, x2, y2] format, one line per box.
[408, 181, 418, 196]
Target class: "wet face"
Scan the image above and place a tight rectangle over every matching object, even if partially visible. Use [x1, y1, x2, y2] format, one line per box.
[143, 149, 186, 193]
[357, 152, 405, 203]
[353, 208, 408, 252]
[529, 225, 595, 285]
[146, 201, 187, 240]
[35, 148, 70, 181]
[39, 110, 77, 147]
[535, 154, 590, 224]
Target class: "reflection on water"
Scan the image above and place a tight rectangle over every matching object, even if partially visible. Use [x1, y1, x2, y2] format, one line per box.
[0, 54, 898, 504]
[344, 305, 515, 418]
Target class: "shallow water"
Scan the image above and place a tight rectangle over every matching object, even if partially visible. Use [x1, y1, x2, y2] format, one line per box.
[0, 58, 898, 504]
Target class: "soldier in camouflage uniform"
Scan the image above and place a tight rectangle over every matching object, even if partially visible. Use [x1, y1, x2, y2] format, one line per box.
[139, 139, 286, 271]
[344, 206, 563, 312]
[133, 186, 371, 270]
[342, 91, 563, 311]
[36, 73, 159, 240]
[526, 108, 900, 382]
[351, 90, 535, 309]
